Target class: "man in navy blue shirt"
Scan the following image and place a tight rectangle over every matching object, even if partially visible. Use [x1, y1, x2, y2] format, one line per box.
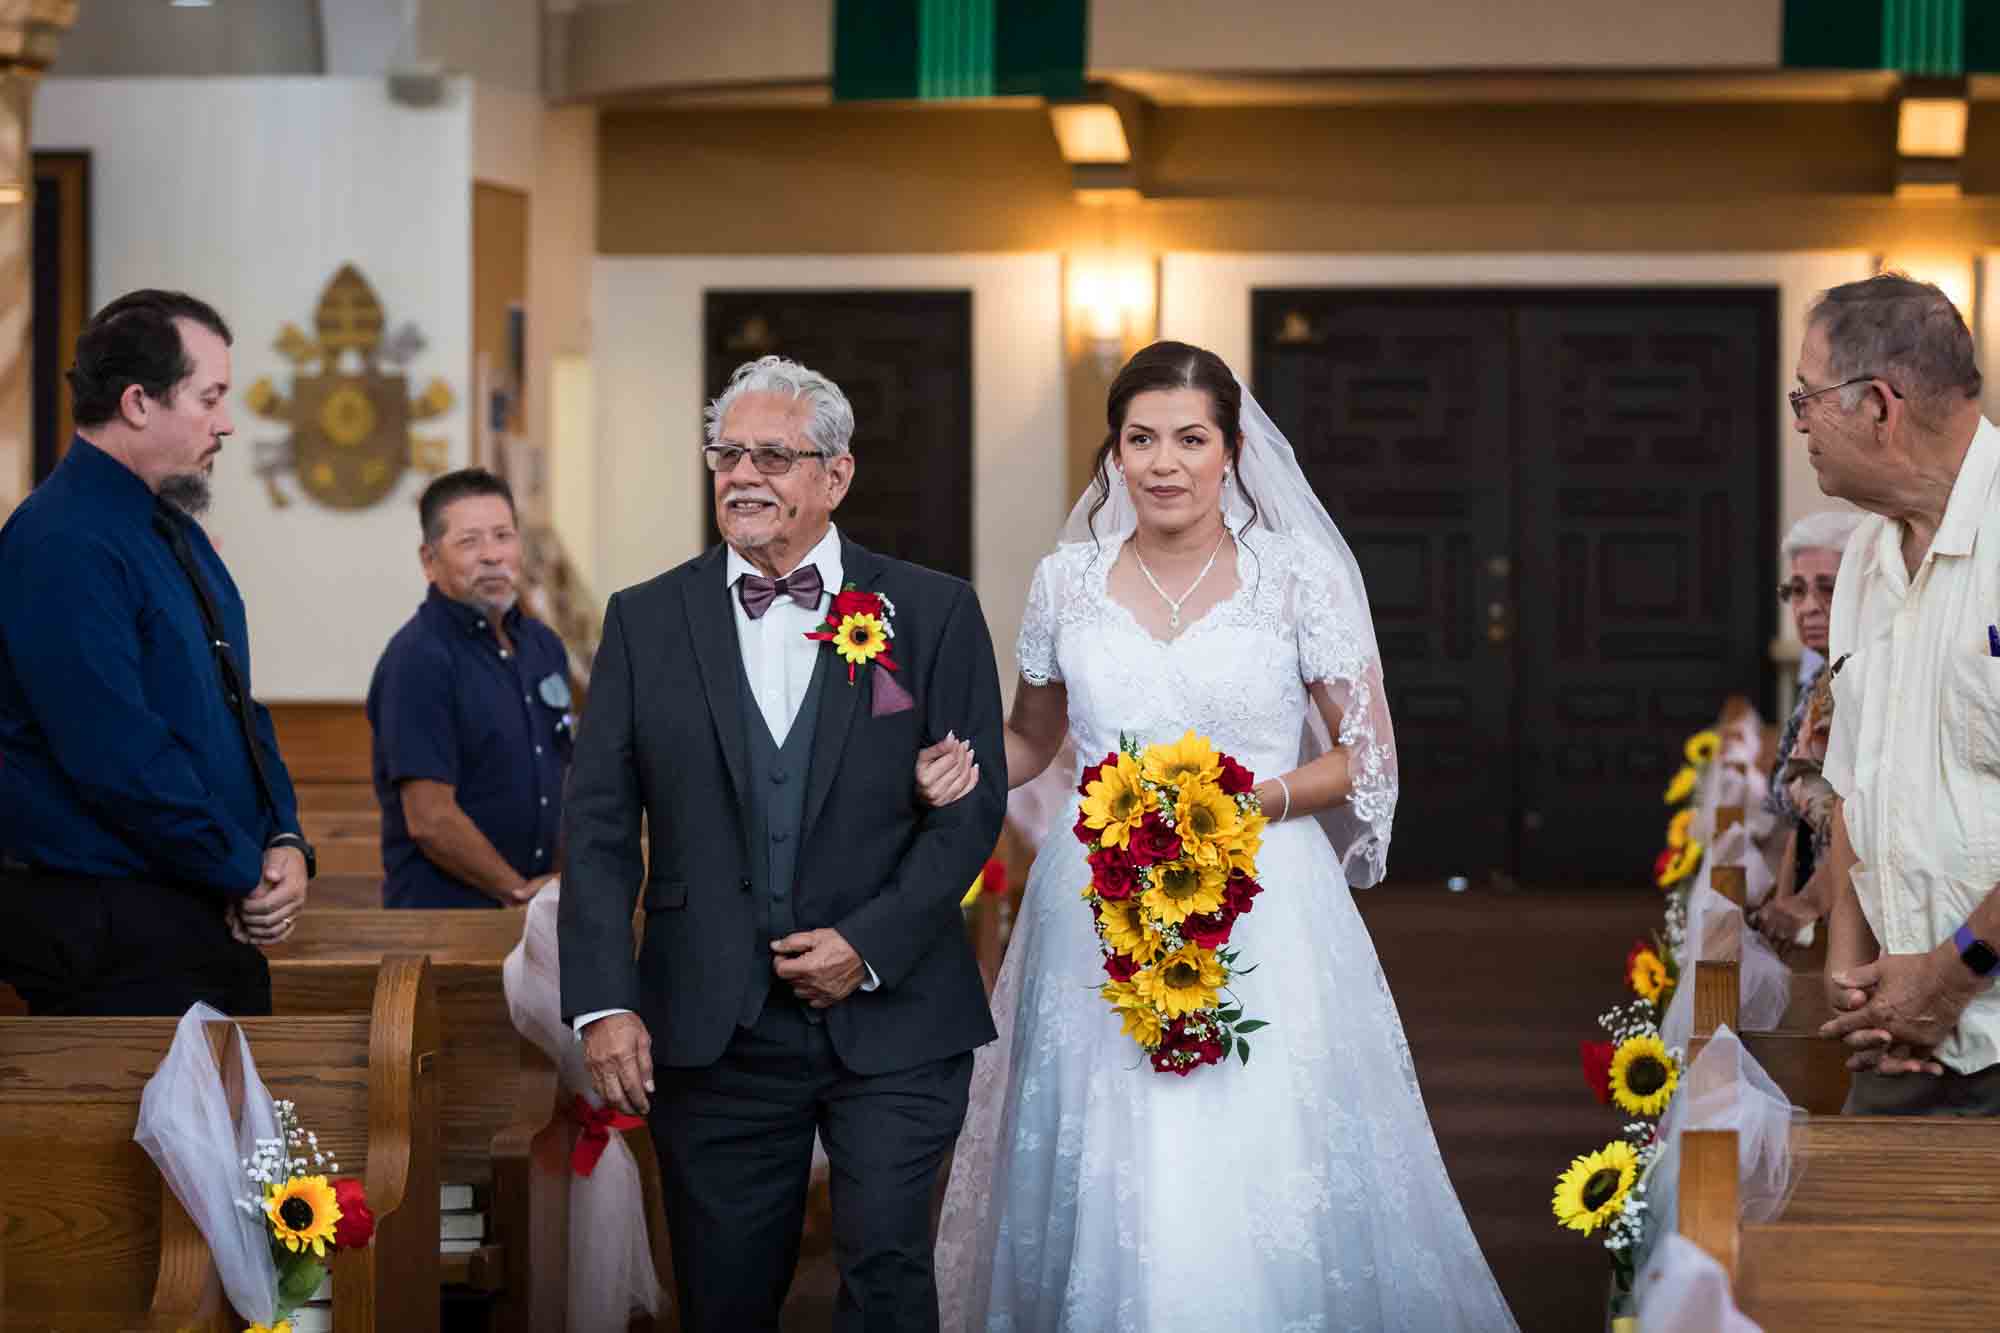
[367, 468, 570, 909]
[0, 290, 311, 1016]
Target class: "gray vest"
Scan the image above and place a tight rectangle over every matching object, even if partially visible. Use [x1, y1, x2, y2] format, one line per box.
[737, 649, 831, 1028]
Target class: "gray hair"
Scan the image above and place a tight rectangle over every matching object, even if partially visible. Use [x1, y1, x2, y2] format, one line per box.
[1780, 509, 1864, 565]
[704, 355, 856, 459]
[1807, 272, 1982, 418]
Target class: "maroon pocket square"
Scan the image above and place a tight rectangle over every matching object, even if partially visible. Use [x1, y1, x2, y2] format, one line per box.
[872, 668, 915, 717]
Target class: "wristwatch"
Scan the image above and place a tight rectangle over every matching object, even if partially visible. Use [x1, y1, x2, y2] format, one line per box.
[268, 832, 318, 881]
[1953, 924, 1999, 979]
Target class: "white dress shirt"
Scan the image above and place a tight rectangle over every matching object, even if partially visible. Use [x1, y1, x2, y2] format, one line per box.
[574, 525, 873, 1035]
[1823, 415, 2000, 1073]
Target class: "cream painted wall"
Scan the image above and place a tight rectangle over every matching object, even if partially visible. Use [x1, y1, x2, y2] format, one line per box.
[32, 76, 475, 700]
[1090, 0, 1780, 73]
[591, 255, 1066, 693]
[1159, 251, 1879, 664]
[558, 0, 830, 99]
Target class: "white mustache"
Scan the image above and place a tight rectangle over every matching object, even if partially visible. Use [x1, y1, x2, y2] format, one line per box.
[724, 489, 780, 507]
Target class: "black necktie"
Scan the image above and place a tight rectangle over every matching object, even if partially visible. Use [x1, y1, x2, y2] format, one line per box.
[154, 504, 280, 818]
[738, 563, 824, 620]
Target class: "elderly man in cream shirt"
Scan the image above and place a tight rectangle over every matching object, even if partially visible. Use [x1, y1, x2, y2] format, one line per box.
[1800, 273, 2000, 1114]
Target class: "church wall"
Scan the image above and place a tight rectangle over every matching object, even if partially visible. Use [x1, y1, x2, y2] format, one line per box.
[31, 76, 476, 700]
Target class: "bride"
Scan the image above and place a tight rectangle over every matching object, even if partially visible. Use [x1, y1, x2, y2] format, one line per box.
[925, 342, 1517, 1331]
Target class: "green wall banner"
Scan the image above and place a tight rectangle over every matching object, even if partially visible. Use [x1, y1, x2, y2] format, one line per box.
[834, 0, 1086, 102]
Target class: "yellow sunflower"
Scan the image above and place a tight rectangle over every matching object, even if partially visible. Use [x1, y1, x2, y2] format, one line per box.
[1140, 858, 1228, 926]
[1683, 729, 1723, 767]
[1097, 897, 1164, 964]
[265, 1175, 341, 1257]
[1133, 943, 1225, 1018]
[1080, 752, 1149, 849]
[1174, 782, 1244, 866]
[830, 613, 888, 669]
[1142, 731, 1223, 788]
[1552, 1140, 1640, 1235]
[246, 1324, 293, 1333]
[1608, 1034, 1679, 1117]
[1663, 766, 1698, 806]
[1101, 980, 1164, 1049]
[1656, 839, 1702, 889]
[1228, 809, 1268, 875]
[1628, 947, 1669, 1004]
[1666, 808, 1694, 850]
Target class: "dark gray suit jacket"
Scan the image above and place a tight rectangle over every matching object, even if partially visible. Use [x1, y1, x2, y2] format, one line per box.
[559, 536, 1005, 1074]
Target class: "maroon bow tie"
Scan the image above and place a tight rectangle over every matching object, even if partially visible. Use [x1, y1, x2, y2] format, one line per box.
[738, 563, 824, 619]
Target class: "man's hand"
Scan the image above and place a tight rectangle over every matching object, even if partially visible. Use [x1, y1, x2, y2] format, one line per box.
[236, 845, 308, 946]
[582, 1012, 654, 1116]
[772, 929, 867, 1009]
[501, 873, 556, 908]
[1819, 945, 1985, 1068]
[1751, 889, 1820, 949]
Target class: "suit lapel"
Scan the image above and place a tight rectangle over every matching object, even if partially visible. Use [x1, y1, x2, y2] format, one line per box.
[684, 545, 752, 806]
[801, 538, 880, 838]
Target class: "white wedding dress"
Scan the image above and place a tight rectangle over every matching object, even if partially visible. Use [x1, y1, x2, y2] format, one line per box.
[935, 528, 1518, 1333]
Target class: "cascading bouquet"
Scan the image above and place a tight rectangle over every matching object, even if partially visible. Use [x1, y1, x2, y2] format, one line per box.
[1074, 731, 1268, 1075]
[233, 1099, 376, 1332]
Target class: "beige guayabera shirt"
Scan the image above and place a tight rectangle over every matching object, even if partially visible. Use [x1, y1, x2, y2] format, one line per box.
[1824, 415, 2000, 1074]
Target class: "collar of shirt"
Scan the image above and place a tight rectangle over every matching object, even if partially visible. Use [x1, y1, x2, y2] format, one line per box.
[1930, 415, 2000, 559]
[423, 584, 523, 641]
[723, 524, 845, 607]
[63, 436, 163, 527]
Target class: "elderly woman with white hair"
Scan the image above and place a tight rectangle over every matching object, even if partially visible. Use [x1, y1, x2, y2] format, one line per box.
[1753, 508, 1864, 946]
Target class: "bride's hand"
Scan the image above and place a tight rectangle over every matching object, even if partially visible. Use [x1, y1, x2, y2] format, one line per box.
[916, 732, 980, 808]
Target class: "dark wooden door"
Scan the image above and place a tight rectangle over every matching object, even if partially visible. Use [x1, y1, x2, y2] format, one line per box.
[1254, 295, 1517, 884]
[1253, 289, 1774, 884]
[31, 151, 90, 484]
[704, 291, 973, 578]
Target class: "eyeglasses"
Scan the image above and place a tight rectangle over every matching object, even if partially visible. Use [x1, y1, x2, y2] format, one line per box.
[701, 443, 829, 476]
[1788, 375, 1904, 419]
[1777, 577, 1838, 606]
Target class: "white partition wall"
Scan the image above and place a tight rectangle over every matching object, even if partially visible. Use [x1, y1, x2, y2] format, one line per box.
[591, 255, 1067, 692]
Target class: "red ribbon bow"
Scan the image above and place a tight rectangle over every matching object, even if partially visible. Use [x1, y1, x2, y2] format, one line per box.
[568, 1093, 646, 1177]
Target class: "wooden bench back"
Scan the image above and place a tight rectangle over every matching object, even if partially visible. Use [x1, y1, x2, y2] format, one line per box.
[0, 956, 439, 1333]
[1689, 959, 1850, 1114]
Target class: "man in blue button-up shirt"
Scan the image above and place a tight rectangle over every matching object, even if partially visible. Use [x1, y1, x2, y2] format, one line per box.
[367, 468, 569, 909]
[0, 290, 310, 1016]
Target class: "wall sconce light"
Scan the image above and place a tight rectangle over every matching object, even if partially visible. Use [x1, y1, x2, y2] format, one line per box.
[1894, 77, 1968, 199]
[0, 185, 23, 206]
[1069, 259, 1156, 375]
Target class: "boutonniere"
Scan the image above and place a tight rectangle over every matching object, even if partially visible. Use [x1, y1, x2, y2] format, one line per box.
[807, 585, 916, 716]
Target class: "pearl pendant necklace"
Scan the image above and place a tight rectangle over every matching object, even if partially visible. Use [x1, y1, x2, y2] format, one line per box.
[1133, 529, 1231, 631]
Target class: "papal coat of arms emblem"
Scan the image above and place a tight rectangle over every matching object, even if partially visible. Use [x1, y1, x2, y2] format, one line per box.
[246, 264, 455, 509]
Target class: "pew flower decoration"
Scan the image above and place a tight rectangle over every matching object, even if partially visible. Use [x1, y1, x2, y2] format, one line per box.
[1683, 729, 1722, 766]
[1625, 936, 1676, 1013]
[1653, 838, 1702, 891]
[1076, 731, 1268, 1075]
[234, 1099, 376, 1322]
[1553, 1130, 1664, 1306]
[1662, 766, 1698, 806]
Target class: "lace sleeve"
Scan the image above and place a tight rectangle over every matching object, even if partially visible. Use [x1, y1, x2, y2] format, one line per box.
[1287, 538, 1399, 887]
[1015, 551, 1064, 686]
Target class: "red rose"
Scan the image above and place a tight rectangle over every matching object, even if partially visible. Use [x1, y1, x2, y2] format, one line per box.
[1126, 813, 1183, 867]
[1103, 952, 1139, 982]
[1216, 755, 1255, 796]
[1652, 848, 1675, 881]
[1579, 1040, 1615, 1107]
[1089, 848, 1136, 901]
[1182, 912, 1232, 950]
[1073, 809, 1096, 847]
[979, 859, 1009, 900]
[1078, 753, 1121, 798]
[331, 1177, 375, 1249]
[829, 589, 881, 620]
[1223, 872, 1261, 917]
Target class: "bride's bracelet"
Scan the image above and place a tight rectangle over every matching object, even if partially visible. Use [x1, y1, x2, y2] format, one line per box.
[1270, 774, 1292, 823]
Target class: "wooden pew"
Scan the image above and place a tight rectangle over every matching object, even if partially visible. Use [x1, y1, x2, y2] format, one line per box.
[1679, 1124, 2000, 1330]
[0, 955, 439, 1332]
[264, 910, 667, 1333]
[1690, 959, 1850, 1115]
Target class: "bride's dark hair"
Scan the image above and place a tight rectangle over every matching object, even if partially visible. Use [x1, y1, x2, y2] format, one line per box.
[1085, 340, 1263, 544]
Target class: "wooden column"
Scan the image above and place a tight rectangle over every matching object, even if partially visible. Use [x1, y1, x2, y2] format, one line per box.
[0, 1, 76, 519]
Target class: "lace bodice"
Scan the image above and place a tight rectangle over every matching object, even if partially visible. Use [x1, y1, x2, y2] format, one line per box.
[1017, 529, 1396, 884]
